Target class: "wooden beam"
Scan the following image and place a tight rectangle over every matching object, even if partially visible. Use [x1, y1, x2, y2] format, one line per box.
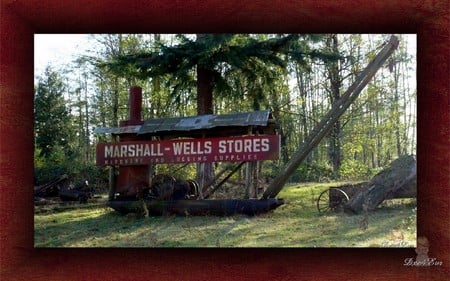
[204, 162, 246, 199]
[108, 166, 116, 200]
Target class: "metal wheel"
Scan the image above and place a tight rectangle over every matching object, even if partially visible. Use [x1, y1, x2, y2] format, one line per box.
[317, 188, 350, 213]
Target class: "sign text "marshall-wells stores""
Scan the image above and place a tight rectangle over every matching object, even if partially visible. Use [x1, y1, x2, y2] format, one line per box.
[96, 135, 280, 166]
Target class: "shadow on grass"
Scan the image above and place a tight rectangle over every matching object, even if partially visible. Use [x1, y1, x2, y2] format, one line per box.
[35, 208, 242, 247]
[34, 184, 416, 248]
[268, 204, 416, 247]
[34, 210, 166, 247]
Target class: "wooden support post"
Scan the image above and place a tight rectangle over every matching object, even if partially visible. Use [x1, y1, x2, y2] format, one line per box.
[148, 164, 154, 187]
[197, 163, 203, 193]
[245, 126, 256, 199]
[108, 166, 116, 200]
[198, 162, 205, 199]
[252, 131, 260, 198]
[245, 161, 254, 199]
[108, 134, 118, 200]
[252, 161, 260, 198]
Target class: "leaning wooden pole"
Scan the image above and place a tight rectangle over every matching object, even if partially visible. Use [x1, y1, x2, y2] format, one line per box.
[262, 35, 399, 199]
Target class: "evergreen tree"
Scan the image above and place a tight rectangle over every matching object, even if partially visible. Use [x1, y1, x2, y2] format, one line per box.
[34, 66, 75, 161]
[101, 34, 339, 115]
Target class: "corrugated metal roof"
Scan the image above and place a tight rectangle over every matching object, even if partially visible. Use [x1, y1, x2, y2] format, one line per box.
[138, 110, 271, 135]
[93, 110, 274, 136]
[93, 125, 142, 135]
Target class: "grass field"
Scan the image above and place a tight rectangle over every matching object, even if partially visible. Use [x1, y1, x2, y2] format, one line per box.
[34, 182, 416, 247]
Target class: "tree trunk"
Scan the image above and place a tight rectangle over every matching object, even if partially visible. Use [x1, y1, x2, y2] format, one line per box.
[344, 155, 416, 214]
[295, 66, 311, 163]
[196, 65, 215, 189]
[84, 74, 90, 163]
[112, 77, 119, 127]
[326, 34, 342, 176]
[196, 35, 215, 192]
[196, 64, 214, 115]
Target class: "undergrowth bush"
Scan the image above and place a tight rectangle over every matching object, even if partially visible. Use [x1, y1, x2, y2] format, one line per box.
[34, 162, 109, 193]
[289, 162, 334, 182]
[338, 159, 373, 181]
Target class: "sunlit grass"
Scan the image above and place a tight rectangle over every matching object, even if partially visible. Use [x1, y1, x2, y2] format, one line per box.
[34, 182, 416, 248]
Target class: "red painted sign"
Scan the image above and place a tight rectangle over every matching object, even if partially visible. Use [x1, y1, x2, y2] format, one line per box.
[96, 135, 280, 166]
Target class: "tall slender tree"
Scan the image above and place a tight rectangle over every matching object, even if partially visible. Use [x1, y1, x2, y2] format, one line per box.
[324, 34, 343, 176]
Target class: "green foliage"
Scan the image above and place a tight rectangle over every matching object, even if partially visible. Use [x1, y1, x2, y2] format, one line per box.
[34, 145, 75, 185]
[401, 207, 417, 233]
[34, 160, 109, 192]
[34, 67, 76, 159]
[100, 34, 338, 113]
[338, 159, 373, 180]
[155, 163, 197, 180]
[73, 164, 109, 192]
[290, 162, 334, 182]
[34, 67, 80, 185]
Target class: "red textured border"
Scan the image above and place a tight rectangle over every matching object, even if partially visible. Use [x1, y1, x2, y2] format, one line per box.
[1, 1, 449, 280]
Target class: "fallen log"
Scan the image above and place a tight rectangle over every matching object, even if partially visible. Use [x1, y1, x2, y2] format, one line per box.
[344, 155, 416, 214]
[107, 198, 285, 216]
